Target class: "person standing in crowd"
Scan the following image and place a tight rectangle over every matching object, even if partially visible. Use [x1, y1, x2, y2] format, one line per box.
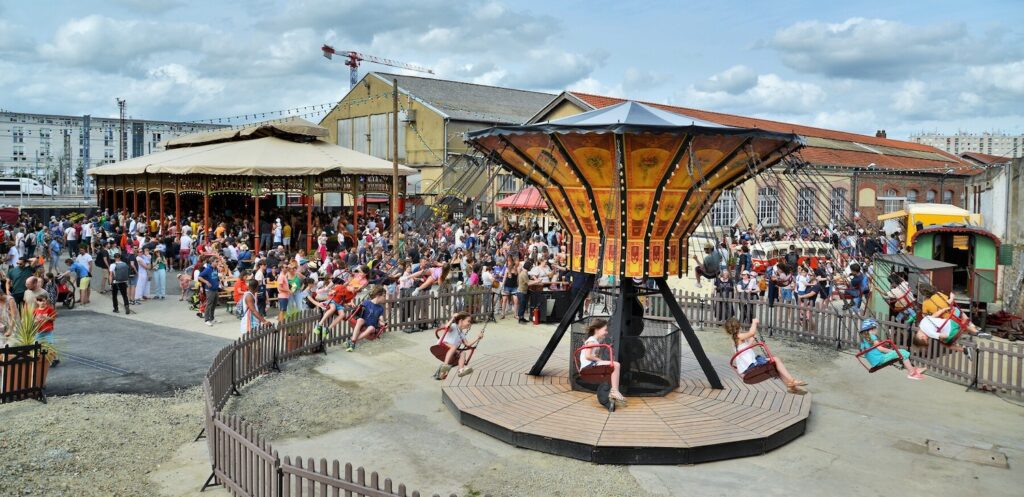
[8, 258, 34, 307]
[152, 249, 168, 300]
[197, 257, 221, 326]
[110, 253, 132, 314]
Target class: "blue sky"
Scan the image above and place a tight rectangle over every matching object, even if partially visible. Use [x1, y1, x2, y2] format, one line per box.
[1, 0, 1022, 139]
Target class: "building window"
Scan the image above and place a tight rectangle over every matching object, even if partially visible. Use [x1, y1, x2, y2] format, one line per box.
[796, 188, 815, 224]
[497, 174, 517, 193]
[12, 126, 24, 143]
[883, 188, 902, 213]
[12, 144, 25, 161]
[906, 189, 918, 204]
[104, 128, 113, 147]
[830, 188, 847, 221]
[926, 190, 936, 202]
[942, 190, 953, 204]
[709, 189, 738, 227]
[757, 187, 779, 226]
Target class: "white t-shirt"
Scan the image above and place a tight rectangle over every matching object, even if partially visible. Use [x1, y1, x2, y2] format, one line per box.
[733, 339, 758, 373]
[795, 274, 810, 292]
[66, 226, 77, 241]
[579, 336, 601, 368]
[444, 323, 468, 348]
[919, 316, 954, 340]
[180, 234, 193, 251]
[82, 223, 93, 238]
[7, 245, 20, 264]
[76, 253, 93, 269]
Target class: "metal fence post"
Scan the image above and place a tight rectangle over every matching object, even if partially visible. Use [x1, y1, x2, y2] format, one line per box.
[229, 347, 240, 397]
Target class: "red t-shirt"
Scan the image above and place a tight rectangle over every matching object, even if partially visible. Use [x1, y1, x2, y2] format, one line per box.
[330, 285, 354, 305]
[34, 306, 56, 333]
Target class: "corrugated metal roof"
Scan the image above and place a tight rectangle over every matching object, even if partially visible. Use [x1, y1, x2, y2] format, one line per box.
[373, 72, 555, 124]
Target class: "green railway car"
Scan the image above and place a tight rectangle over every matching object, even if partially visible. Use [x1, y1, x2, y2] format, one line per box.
[911, 223, 1001, 308]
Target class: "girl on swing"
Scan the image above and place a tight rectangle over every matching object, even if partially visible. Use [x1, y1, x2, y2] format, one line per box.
[724, 318, 807, 395]
[580, 319, 627, 406]
[859, 318, 925, 379]
[438, 312, 484, 379]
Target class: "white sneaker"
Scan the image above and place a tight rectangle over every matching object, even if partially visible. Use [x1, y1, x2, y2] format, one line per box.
[205, 321, 213, 327]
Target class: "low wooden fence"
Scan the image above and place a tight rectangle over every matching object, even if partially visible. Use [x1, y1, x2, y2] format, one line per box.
[647, 290, 1024, 398]
[202, 288, 493, 497]
[1, 343, 49, 404]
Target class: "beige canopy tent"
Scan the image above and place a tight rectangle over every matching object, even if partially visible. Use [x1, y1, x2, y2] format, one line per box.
[88, 118, 415, 252]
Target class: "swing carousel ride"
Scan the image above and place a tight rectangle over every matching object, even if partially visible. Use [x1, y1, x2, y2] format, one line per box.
[439, 101, 812, 464]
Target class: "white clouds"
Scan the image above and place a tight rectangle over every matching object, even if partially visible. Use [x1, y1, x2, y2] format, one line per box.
[892, 80, 928, 115]
[680, 70, 825, 114]
[969, 60, 1024, 95]
[768, 18, 970, 80]
[695, 65, 756, 94]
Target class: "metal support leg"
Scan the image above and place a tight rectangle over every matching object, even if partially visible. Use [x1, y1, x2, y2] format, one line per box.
[528, 275, 593, 376]
[200, 471, 218, 492]
[194, 427, 206, 442]
[656, 278, 724, 389]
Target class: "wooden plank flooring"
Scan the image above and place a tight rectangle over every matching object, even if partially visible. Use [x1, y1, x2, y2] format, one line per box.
[443, 347, 811, 460]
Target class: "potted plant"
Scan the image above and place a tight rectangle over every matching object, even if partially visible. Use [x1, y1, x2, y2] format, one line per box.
[282, 308, 308, 353]
[6, 307, 60, 392]
[727, 255, 738, 273]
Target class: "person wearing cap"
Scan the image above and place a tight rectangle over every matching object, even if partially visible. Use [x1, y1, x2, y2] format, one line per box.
[692, 242, 721, 289]
[859, 319, 923, 379]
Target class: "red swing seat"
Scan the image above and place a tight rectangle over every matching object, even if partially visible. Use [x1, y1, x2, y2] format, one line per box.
[346, 303, 388, 340]
[430, 326, 476, 366]
[729, 341, 779, 385]
[574, 343, 615, 386]
[855, 339, 903, 373]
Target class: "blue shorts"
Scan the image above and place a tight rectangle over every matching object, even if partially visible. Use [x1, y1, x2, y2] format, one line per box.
[332, 301, 346, 312]
[278, 298, 289, 311]
[780, 288, 795, 302]
[743, 355, 769, 373]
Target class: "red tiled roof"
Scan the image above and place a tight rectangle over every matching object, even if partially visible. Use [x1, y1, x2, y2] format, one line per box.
[960, 151, 1012, 165]
[566, 91, 972, 174]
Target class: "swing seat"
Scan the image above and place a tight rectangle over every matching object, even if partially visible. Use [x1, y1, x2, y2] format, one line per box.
[430, 326, 476, 366]
[574, 343, 614, 386]
[729, 342, 779, 385]
[856, 340, 903, 372]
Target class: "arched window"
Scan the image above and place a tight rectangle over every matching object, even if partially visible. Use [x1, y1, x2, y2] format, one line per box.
[830, 187, 847, 221]
[942, 190, 953, 204]
[906, 189, 918, 204]
[709, 189, 738, 227]
[883, 188, 902, 213]
[926, 190, 936, 202]
[757, 187, 779, 226]
[796, 188, 815, 224]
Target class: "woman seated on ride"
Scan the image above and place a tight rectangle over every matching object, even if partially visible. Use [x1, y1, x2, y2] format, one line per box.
[347, 286, 388, 352]
[859, 318, 925, 379]
[724, 318, 807, 395]
[579, 319, 627, 406]
[884, 274, 916, 324]
[919, 284, 984, 336]
[438, 311, 484, 379]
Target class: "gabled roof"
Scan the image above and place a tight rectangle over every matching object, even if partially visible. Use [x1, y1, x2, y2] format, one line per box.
[370, 72, 555, 124]
[496, 186, 547, 210]
[960, 151, 1012, 166]
[536, 91, 975, 175]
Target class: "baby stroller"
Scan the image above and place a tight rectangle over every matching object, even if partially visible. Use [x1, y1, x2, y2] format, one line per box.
[52, 275, 76, 309]
[192, 289, 206, 317]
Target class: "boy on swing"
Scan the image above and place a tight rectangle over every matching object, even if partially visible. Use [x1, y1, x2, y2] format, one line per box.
[346, 286, 387, 351]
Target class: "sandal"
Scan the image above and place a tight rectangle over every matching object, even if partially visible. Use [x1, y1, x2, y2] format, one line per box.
[456, 367, 474, 377]
[791, 380, 808, 387]
[786, 385, 807, 395]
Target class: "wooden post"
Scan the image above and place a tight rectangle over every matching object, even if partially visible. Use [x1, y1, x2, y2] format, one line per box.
[113, 187, 119, 213]
[132, 189, 138, 216]
[353, 176, 360, 236]
[392, 78, 400, 253]
[306, 176, 313, 253]
[203, 179, 210, 244]
[254, 194, 261, 254]
[174, 177, 181, 236]
[159, 190, 165, 235]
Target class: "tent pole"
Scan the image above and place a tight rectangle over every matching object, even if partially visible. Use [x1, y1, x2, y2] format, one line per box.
[254, 195, 260, 254]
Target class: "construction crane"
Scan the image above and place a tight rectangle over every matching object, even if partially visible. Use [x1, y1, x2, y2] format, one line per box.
[321, 44, 434, 89]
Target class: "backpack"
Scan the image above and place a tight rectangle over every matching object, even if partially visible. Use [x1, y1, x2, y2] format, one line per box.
[112, 261, 130, 282]
[235, 291, 251, 317]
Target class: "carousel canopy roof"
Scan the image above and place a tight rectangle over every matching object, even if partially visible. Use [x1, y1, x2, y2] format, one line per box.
[496, 186, 548, 210]
[160, 117, 329, 149]
[89, 122, 416, 178]
[468, 101, 800, 140]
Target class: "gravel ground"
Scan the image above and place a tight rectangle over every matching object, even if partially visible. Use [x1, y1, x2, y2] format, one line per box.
[0, 388, 203, 496]
[223, 355, 389, 440]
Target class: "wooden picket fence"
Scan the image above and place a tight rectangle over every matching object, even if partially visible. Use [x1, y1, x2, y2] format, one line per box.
[647, 290, 1024, 398]
[202, 288, 494, 497]
[1, 343, 49, 404]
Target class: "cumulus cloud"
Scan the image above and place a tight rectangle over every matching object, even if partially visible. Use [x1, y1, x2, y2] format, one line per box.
[969, 60, 1024, 95]
[695, 65, 756, 94]
[767, 18, 979, 80]
[679, 70, 826, 114]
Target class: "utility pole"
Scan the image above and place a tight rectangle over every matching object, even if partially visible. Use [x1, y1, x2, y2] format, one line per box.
[391, 78, 400, 253]
[61, 130, 71, 196]
[116, 98, 127, 161]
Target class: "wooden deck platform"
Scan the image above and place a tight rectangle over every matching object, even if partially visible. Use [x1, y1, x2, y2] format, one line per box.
[441, 347, 811, 464]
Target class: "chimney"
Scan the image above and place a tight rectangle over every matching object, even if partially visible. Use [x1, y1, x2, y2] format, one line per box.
[875, 129, 887, 138]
